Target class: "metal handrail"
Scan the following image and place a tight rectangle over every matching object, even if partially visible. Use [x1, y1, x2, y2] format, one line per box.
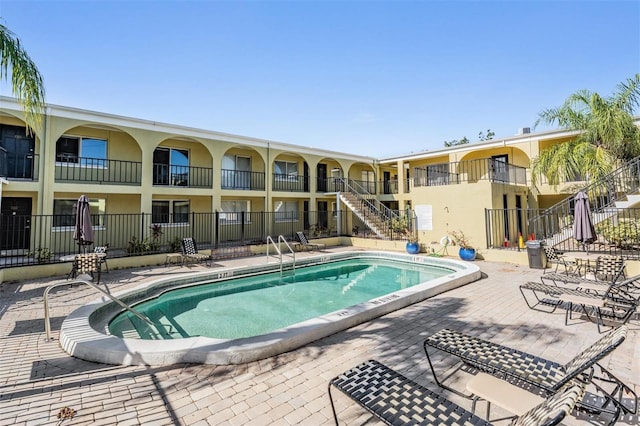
[530, 156, 640, 241]
[44, 278, 157, 341]
[266, 235, 296, 276]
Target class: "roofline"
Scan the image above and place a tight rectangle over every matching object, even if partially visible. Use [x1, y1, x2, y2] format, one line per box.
[378, 116, 640, 164]
[0, 96, 376, 163]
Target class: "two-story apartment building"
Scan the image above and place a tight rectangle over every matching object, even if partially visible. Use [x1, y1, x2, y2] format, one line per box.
[0, 95, 602, 266]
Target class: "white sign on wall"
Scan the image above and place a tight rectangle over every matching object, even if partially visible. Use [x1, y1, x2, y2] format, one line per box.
[414, 204, 432, 230]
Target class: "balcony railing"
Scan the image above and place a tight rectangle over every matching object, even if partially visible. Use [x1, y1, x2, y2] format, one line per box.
[153, 163, 213, 188]
[380, 179, 399, 194]
[56, 156, 142, 185]
[414, 158, 527, 187]
[272, 173, 310, 192]
[0, 149, 39, 180]
[221, 169, 265, 190]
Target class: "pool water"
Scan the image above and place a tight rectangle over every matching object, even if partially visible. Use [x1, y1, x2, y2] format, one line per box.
[109, 258, 449, 340]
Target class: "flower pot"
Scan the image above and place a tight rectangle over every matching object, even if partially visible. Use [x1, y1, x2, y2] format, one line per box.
[458, 247, 476, 261]
[405, 242, 420, 254]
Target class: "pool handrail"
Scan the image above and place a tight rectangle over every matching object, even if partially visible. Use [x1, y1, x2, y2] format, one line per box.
[44, 278, 158, 341]
[266, 235, 296, 276]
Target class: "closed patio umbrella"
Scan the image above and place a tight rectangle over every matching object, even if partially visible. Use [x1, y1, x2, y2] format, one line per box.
[73, 195, 94, 252]
[573, 191, 596, 252]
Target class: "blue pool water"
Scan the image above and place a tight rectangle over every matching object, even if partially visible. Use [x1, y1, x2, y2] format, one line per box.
[109, 258, 449, 340]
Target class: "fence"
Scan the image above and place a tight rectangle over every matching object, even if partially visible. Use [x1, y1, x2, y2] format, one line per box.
[485, 207, 640, 259]
[0, 208, 408, 268]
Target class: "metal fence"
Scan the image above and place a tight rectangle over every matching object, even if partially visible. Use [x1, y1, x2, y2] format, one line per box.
[0, 208, 408, 268]
[485, 207, 640, 259]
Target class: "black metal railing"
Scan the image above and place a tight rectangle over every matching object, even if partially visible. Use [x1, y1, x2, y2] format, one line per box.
[485, 206, 640, 259]
[153, 163, 213, 188]
[56, 156, 142, 185]
[380, 179, 398, 194]
[272, 173, 310, 192]
[414, 158, 527, 187]
[0, 150, 39, 180]
[0, 208, 410, 268]
[529, 156, 640, 240]
[221, 169, 265, 190]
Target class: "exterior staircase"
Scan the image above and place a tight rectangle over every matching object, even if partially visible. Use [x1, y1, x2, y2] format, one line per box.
[531, 156, 640, 247]
[336, 179, 409, 240]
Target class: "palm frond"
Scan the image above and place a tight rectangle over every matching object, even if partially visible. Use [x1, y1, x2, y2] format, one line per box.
[0, 23, 45, 134]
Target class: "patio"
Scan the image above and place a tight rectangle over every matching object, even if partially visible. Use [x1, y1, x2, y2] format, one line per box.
[0, 248, 638, 425]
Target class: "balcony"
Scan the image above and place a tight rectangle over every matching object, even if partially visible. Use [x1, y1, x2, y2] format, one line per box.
[413, 158, 527, 187]
[153, 164, 213, 188]
[55, 156, 142, 185]
[380, 179, 399, 194]
[221, 169, 265, 190]
[0, 149, 39, 180]
[272, 173, 310, 192]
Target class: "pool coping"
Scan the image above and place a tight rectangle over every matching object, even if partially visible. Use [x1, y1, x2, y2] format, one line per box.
[60, 251, 481, 366]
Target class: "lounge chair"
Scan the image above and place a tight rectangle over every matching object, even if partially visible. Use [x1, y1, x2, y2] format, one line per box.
[181, 238, 211, 266]
[423, 326, 636, 425]
[543, 246, 578, 275]
[328, 359, 585, 426]
[541, 255, 626, 292]
[295, 231, 325, 251]
[520, 275, 640, 333]
[74, 253, 102, 284]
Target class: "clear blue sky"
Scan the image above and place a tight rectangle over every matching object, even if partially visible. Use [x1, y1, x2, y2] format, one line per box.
[1, 0, 638, 157]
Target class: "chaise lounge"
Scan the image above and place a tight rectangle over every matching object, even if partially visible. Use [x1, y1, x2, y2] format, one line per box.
[328, 359, 585, 426]
[423, 326, 636, 425]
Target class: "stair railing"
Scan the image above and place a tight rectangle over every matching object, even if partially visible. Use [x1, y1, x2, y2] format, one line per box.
[530, 156, 640, 242]
[340, 178, 409, 239]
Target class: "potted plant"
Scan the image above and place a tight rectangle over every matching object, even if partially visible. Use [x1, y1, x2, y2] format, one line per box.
[449, 230, 476, 260]
[403, 229, 420, 254]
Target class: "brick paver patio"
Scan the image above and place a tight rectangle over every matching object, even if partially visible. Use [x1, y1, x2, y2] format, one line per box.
[0, 249, 638, 425]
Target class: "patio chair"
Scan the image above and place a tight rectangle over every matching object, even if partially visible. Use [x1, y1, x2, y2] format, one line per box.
[328, 359, 585, 426]
[181, 238, 211, 266]
[520, 275, 640, 333]
[423, 326, 636, 425]
[543, 246, 578, 275]
[94, 243, 109, 273]
[295, 231, 325, 251]
[540, 256, 627, 294]
[74, 253, 102, 284]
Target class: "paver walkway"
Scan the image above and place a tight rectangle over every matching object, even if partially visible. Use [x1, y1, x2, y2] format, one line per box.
[0, 250, 638, 425]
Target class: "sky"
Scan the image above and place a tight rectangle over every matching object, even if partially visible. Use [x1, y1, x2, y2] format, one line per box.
[0, 0, 638, 158]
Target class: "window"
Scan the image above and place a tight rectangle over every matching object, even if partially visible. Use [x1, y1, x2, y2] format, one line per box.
[220, 200, 250, 223]
[56, 136, 107, 167]
[274, 200, 298, 222]
[152, 200, 190, 224]
[153, 147, 189, 186]
[53, 198, 105, 228]
[274, 161, 298, 180]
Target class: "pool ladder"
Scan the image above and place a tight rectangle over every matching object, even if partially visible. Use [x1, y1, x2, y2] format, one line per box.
[266, 235, 296, 276]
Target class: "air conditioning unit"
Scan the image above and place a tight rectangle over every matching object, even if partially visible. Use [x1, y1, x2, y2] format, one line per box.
[517, 127, 531, 135]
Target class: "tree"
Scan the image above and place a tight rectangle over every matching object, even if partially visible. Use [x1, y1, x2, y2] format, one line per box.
[0, 23, 45, 133]
[532, 74, 640, 185]
[443, 129, 493, 147]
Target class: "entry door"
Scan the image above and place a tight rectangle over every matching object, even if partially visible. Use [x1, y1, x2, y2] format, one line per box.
[0, 197, 32, 252]
[317, 164, 327, 192]
[317, 201, 328, 228]
[236, 156, 251, 189]
[383, 171, 391, 194]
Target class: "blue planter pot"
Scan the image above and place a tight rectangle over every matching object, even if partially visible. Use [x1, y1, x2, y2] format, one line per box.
[406, 242, 420, 254]
[458, 247, 476, 261]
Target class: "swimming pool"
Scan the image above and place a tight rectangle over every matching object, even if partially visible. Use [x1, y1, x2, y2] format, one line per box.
[60, 251, 481, 366]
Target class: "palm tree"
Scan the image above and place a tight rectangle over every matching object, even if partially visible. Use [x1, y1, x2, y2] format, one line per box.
[532, 74, 640, 185]
[0, 23, 45, 133]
